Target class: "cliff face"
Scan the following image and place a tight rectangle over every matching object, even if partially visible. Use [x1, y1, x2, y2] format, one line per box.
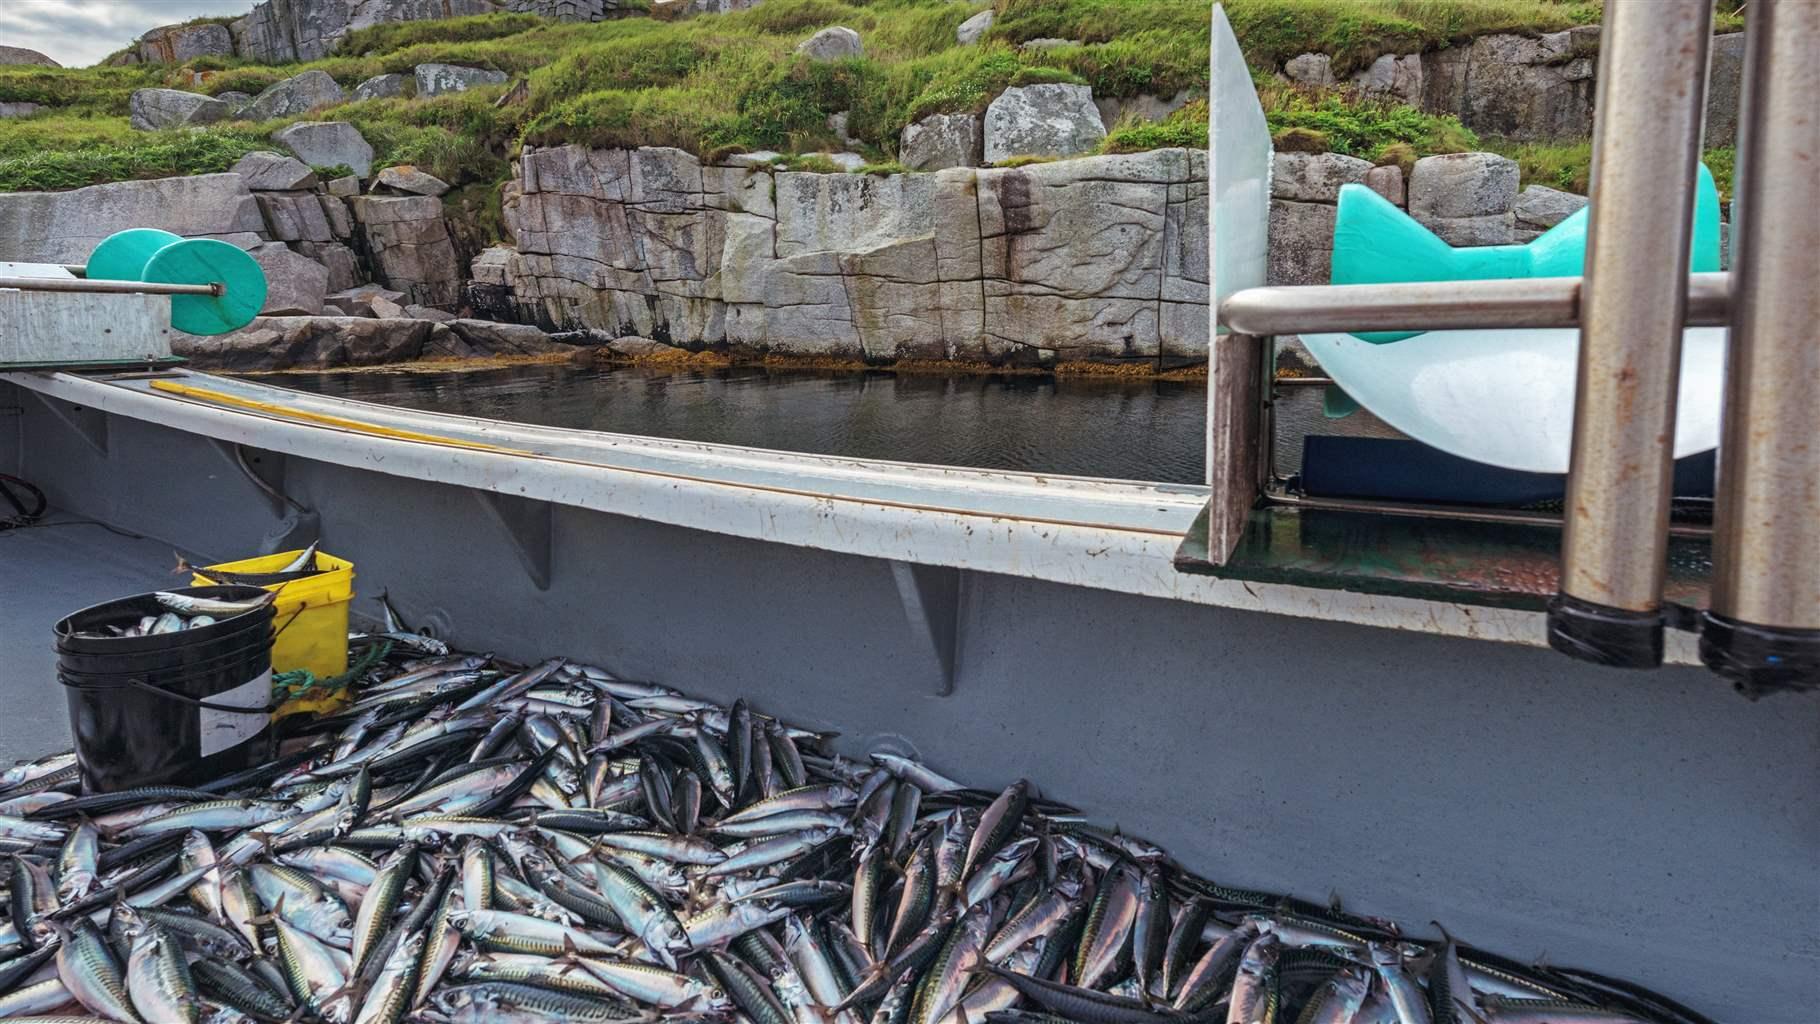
[0, 140, 1621, 370]
[110, 0, 621, 66]
[1279, 28, 1745, 147]
[476, 146, 1209, 364]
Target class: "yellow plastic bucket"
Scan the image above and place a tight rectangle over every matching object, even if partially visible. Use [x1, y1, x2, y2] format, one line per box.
[192, 550, 354, 678]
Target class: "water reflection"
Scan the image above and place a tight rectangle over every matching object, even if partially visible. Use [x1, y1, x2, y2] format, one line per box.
[269, 363, 1206, 483]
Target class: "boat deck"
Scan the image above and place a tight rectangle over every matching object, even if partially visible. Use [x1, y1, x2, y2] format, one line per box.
[0, 514, 180, 758]
[3, 372, 1814, 1020]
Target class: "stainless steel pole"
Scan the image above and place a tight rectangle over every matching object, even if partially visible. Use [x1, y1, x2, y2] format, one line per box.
[0, 276, 223, 297]
[1217, 274, 1730, 335]
[1700, 0, 1820, 695]
[1547, 0, 1715, 668]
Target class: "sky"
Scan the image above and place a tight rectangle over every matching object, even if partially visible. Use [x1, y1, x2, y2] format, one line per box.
[2, 0, 251, 68]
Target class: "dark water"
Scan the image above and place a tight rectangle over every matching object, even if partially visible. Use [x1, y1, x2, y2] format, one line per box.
[271, 363, 1207, 483]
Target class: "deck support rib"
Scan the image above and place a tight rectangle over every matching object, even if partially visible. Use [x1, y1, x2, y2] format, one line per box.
[889, 560, 965, 696]
[475, 491, 554, 591]
[28, 391, 107, 457]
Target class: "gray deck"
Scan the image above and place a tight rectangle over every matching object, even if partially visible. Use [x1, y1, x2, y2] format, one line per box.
[0, 516, 184, 758]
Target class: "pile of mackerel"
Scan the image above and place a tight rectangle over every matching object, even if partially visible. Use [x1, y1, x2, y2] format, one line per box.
[0, 643, 1712, 1024]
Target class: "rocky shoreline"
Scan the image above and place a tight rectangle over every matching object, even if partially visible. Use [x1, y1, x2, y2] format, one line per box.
[181, 314, 1211, 382]
[0, 135, 1631, 374]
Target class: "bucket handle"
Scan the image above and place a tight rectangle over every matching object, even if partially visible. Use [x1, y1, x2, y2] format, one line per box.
[273, 604, 306, 639]
[59, 675, 272, 715]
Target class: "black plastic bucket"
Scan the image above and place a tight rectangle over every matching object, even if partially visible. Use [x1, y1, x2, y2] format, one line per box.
[55, 585, 277, 793]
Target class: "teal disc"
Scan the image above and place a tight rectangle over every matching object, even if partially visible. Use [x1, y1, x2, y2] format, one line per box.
[85, 228, 182, 282]
[141, 238, 268, 335]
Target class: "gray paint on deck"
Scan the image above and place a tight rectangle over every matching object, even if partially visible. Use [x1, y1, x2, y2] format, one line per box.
[0, 520, 179, 756]
[3, 380, 1816, 1020]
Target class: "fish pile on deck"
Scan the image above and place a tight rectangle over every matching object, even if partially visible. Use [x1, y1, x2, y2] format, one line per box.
[0, 642, 1709, 1024]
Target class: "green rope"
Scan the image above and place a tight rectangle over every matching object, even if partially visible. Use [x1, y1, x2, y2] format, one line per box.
[273, 639, 392, 701]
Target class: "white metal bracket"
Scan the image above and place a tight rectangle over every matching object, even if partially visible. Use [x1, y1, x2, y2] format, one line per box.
[475, 490, 554, 591]
[30, 392, 108, 457]
[890, 560, 965, 696]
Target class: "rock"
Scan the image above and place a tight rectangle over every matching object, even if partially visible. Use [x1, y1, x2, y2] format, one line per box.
[900, 113, 982, 171]
[128, 89, 231, 131]
[0, 46, 58, 67]
[1424, 213, 1515, 247]
[607, 336, 681, 357]
[231, 151, 319, 191]
[349, 195, 463, 306]
[824, 153, 869, 172]
[1420, 33, 1594, 140]
[724, 151, 784, 168]
[465, 247, 517, 320]
[1283, 53, 1335, 87]
[470, 246, 514, 287]
[242, 70, 346, 121]
[353, 73, 410, 102]
[1021, 38, 1074, 50]
[796, 27, 862, 61]
[175, 316, 437, 370]
[231, 0, 499, 63]
[1408, 152, 1518, 220]
[435, 319, 584, 358]
[680, 0, 766, 13]
[775, 170, 934, 257]
[326, 175, 362, 197]
[1351, 53, 1422, 104]
[983, 83, 1105, 164]
[974, 151, 1192, 360]
[216, 91, 252, 110]
[1094, 90, 1194, 131]
[1268, 200, 1336, 286]
[1704, 32, 1746, 149]
[0, 173, 265, 264]
[295, 241, 363, 292]
[376, 165, 450, 196]
[1270, 152, 1370, 202]
[274, 121, 374, 176]
[1513, 184, 1587, 231]
[404, 303, 456, 321]
[0, 102, 45, 119]
[415, 63, 508, 96]
[368, 295, 408, 318]
[497, 143, 1207, 361]
[137, 22, 234, 64]
[824, 111, 857, 147]
[956, 9, 993, 45]
[1364, 165, 1405, 207]
[255, 192, 334, 242]
[507, 0, 621, 19]
[248, 242, 330, 315]
[325, 284, 408, 316]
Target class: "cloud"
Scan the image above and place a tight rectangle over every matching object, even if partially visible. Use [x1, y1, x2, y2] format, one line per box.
[0, 1, 252, 67]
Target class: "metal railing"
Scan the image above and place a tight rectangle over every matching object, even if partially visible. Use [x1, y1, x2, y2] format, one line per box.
[1221, 274, 1731, 335]
[1214, 0, 1817, 692]
[0, 276, 223, 297]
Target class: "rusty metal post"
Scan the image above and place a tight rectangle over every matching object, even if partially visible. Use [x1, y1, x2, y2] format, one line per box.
[1547, 0, 1714, 668]
[1700, 0, 1820, 694]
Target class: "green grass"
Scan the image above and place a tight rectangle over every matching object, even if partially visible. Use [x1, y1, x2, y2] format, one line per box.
[1222, 0, 1597, 76]
[335, 13, 547, 56]
[1261, 80, 1477, 159]
[1101, 99, 1207, 154]
[1, 0, 1699, 210]
[0, 125, 275, 191]
[1484, 138, 1737, 198]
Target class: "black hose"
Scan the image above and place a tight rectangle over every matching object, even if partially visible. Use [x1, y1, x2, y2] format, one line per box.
[0, 474, 46, 529]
